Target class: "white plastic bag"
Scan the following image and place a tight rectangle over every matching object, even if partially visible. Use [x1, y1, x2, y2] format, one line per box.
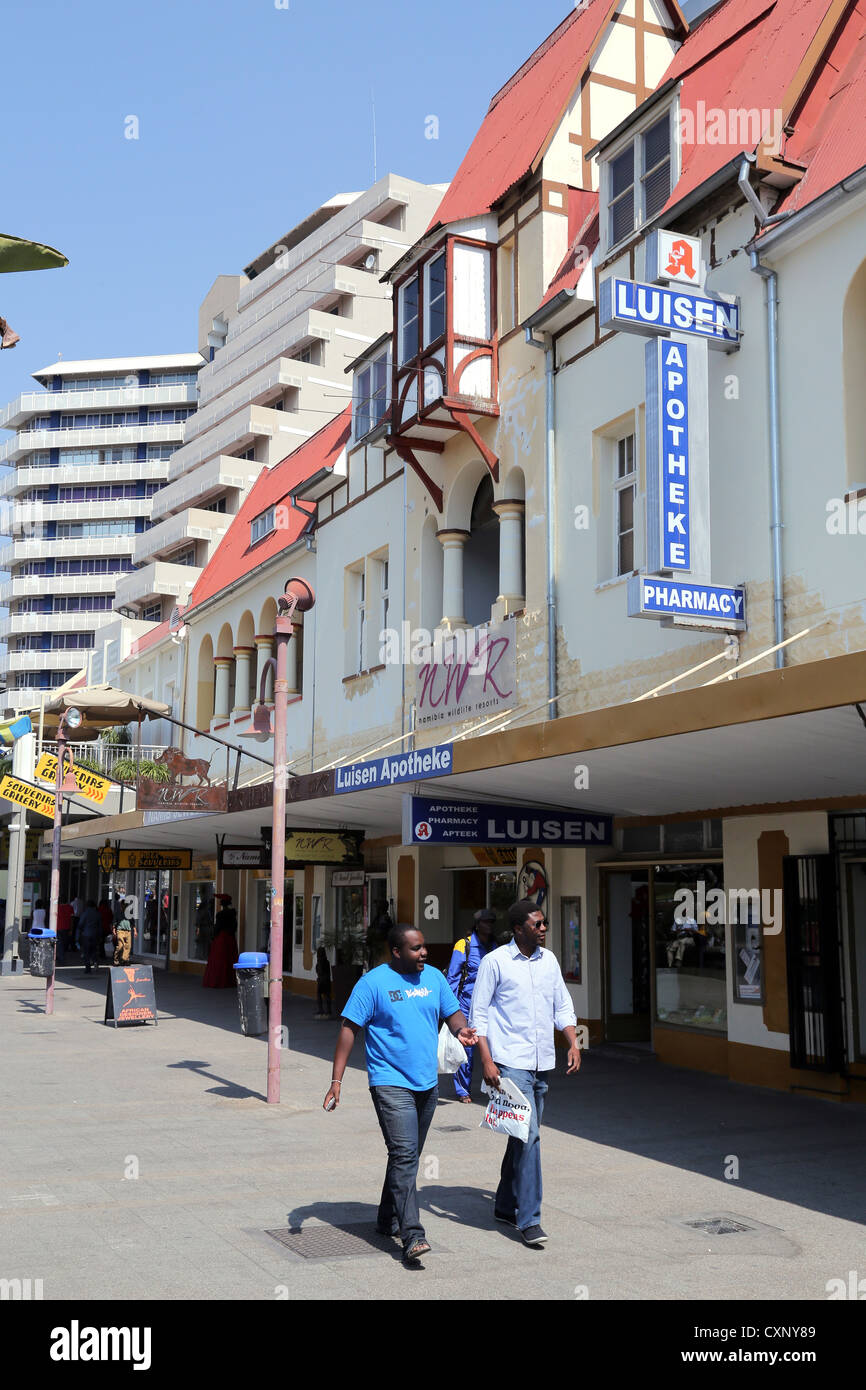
[480, 1076, 532, 1142]
[437, 1023, 468, 1074]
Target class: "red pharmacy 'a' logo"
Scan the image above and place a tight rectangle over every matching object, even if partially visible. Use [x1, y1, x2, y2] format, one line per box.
[665, 238, 697, 281]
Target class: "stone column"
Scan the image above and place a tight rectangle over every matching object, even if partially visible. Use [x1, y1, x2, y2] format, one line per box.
[232, 646, 255, 716]
[437, 529, 470, 628]
[493, 499, 525, 609]
[254, 634, 275, 708]
[213, 657, 233, 722]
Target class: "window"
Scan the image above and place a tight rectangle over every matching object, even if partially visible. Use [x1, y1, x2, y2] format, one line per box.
[250, 507, 275, 545]
[353, 350, 390, 441]
[424, 252, 447, 345]
[381, 558, 390, 635]
[499, 239, 516, 335]
[141, 602, 162, 622]
[399, 277, 419, 365]
[57, 520, 133, 539]
[606, 110, 672, 249]
[357, 569, 366, 672]
[615, 434, 636, 576]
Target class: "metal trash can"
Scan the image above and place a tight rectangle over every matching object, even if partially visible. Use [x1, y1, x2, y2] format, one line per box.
[234, 952, 269, 1036]
[29, 927, 56, 979]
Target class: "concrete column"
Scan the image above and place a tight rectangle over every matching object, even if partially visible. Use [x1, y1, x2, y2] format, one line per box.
[232, 646, 255, 715]
[493, 500, 525, 606]
[213, 657, 233, 721]
[437, 529, 470, 628]
[254, 634, 275, 707]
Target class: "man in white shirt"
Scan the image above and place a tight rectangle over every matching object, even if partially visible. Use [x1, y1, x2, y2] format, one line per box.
[470, 898, 581, 1247]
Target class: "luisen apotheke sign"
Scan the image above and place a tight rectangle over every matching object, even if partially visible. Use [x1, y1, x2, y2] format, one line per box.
[402, 796, 612, 846]
[334, 744, 452, 793]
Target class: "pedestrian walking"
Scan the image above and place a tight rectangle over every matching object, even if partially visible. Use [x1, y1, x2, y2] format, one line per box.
[445, 908, 497, 1102]
[470, 898, 581, 1248]
[56, 900, 74, 964]
[71, 893, 84, 950]
[78, 900, 103, 974]
[323, 924, 476, 1263]
[112, 905, 135, 965]
[31, 898, 47, 932]
[315, 946, 332, 1017]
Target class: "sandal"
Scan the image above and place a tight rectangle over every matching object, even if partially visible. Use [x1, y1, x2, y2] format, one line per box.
[404, 1240, 431, 1261]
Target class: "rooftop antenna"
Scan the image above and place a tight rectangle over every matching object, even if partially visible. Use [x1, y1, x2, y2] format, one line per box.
[371, 87, 377, 183]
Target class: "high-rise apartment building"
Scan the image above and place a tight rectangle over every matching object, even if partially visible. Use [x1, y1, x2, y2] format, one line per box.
[115, 176, 446, 622]
[0, 353, 203, 711]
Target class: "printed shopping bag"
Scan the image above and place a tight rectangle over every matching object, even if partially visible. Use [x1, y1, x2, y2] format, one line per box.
[480, 1075, 531, 1142]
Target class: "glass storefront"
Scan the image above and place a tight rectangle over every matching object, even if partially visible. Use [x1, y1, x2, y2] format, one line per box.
[189, 882, 215, 961]
[653, 863, 726, 1033]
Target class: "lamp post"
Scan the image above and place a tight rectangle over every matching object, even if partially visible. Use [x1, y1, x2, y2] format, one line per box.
[46, 706, 81, 1014]
[239, 578, 315, 1105]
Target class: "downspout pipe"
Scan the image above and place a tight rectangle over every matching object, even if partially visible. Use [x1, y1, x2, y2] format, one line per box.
[740, 155, 791, 666]
[525, 323, 558, 713]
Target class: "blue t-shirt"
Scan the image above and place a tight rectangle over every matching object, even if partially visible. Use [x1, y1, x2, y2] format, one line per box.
[342, 963, 461, 1090]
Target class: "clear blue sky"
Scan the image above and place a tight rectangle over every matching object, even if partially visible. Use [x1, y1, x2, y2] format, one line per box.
[1, 0, 570, 397]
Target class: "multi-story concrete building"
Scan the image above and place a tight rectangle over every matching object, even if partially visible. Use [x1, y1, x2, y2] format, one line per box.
[0, 353, 202, 711]
[115, 176, 447, 625]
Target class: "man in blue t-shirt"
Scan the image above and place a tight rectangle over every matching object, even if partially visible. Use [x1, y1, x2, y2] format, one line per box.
[324, 923, 476, 1263]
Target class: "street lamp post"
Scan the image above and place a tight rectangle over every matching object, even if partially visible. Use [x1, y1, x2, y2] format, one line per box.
[238, 579, 315, 1104]
[46, 706, 81, 1014]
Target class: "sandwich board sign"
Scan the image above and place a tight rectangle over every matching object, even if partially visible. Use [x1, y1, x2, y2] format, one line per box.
[104, 965, 158, 1028]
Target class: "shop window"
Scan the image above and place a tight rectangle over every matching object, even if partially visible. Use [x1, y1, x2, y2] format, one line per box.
[189, 882, 215, 962]
[614, 433, 636, 576]
[654, 863, 726, 1033]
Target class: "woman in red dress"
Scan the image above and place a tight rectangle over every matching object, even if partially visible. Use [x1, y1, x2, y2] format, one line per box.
[202, 894, 239, 988]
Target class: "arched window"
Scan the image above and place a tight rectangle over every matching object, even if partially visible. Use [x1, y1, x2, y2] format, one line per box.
[463, 475, 499, 627]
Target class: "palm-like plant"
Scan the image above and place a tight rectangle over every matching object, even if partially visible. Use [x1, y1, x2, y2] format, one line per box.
[111, 757, 171, 785]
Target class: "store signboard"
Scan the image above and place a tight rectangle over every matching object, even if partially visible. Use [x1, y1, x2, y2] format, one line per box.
[284, 829, 364, 867]
[218, 844, 269, 869]
[599, 277, 740, 349]
[332, 869, 365, 886]
[334, 743, 453, 794]
[35, 753, 113, 806]
[402, 796, 612, 846]
[104, 964, 158, 1027]
[646, 337, 691, 573]
[0, 775, 55, 820]
[628, 575, 746, 630]
[415, 624, 515, 729]
[116, 848, 193, 871]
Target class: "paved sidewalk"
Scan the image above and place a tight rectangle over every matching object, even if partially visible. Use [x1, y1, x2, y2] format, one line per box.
[1, 963, 864, 1301]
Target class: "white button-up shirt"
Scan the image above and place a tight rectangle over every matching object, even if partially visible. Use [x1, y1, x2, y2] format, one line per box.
[469, 939, 577, 1072]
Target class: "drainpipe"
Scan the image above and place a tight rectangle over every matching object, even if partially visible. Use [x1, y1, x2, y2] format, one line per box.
[740, 156, 792, 666]
[525, 325, 558, 713]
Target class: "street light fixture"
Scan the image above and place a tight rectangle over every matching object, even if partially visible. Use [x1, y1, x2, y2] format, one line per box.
[46, 706, 81, 1014]
[239, 578, 315, 1104]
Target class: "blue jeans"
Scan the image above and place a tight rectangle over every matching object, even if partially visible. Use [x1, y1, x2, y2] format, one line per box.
[370, 1085, 437, 1253]
[494, 1066, 548, 1230]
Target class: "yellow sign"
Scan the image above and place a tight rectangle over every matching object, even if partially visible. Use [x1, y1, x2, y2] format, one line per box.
[0, 775, 56, 820]
[471, 846, 517, 866]
[98, 842, 118, 874]
[35, 753, 112, 806]
[117, 848, 193, 871]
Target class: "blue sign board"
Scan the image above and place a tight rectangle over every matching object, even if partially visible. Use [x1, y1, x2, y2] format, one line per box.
[646, 337, 691, 572]
[402, 795, 613, 846]
[599, 277, 740, 350]
[628, 575, 746, 629]
[335, 743, 453, 795]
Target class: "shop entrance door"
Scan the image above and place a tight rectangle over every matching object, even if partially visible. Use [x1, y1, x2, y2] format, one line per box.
[602, 869, 651, 1042]
[783, 854, 844, 1072]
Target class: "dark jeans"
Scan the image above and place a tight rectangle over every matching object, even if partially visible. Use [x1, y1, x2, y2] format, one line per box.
[80, 934, 101, 970]
[370, 1084, 437, 1253]
[316, 989, 331, 1014]
[495, 1067, 549, 1230]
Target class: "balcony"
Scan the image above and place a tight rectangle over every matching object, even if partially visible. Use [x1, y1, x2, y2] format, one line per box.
[4, 498, 152, 527]
[6, 460, 168, 492]
[0, 574, 121, 599]
[2, 422, 185, 463]
[150, 455, 250, 521]
[132, 508, 230, 566]
[0, 611, 116, 639]
[7, 649, 90, 672]
[166, 404, 285, 482]
[114, 560, 200, 609]
[0, 384, 197, 430]
[5, 687, 83, 713]
[0, 535, 137, 566]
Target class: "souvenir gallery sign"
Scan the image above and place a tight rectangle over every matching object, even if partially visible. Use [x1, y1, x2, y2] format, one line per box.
[403, 796, 613, 846]
[35, 753, 113, 806]
[0, 775, 56, 820]
[116, 848, 193, 871]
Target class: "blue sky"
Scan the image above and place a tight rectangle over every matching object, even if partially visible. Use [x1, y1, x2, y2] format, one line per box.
[0, 0, 572, 397]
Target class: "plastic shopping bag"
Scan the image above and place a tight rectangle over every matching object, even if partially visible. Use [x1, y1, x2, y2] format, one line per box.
[437, 1023, 468, 1074]
[480, 1076, 532, 1143]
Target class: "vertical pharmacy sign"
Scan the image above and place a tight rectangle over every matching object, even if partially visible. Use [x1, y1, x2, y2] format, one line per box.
[599, 233, 747, 632]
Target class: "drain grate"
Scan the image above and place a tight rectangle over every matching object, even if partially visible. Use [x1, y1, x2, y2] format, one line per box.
[265, 1223, 397, 1261]
[682, 1215, 757, 1236]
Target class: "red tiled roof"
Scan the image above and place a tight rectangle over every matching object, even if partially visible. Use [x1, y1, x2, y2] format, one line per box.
[186, 408, 351, 613]
[429, 0, 653, 229]
[658, 0, 866, 218]
[539, 188, 600, 307]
